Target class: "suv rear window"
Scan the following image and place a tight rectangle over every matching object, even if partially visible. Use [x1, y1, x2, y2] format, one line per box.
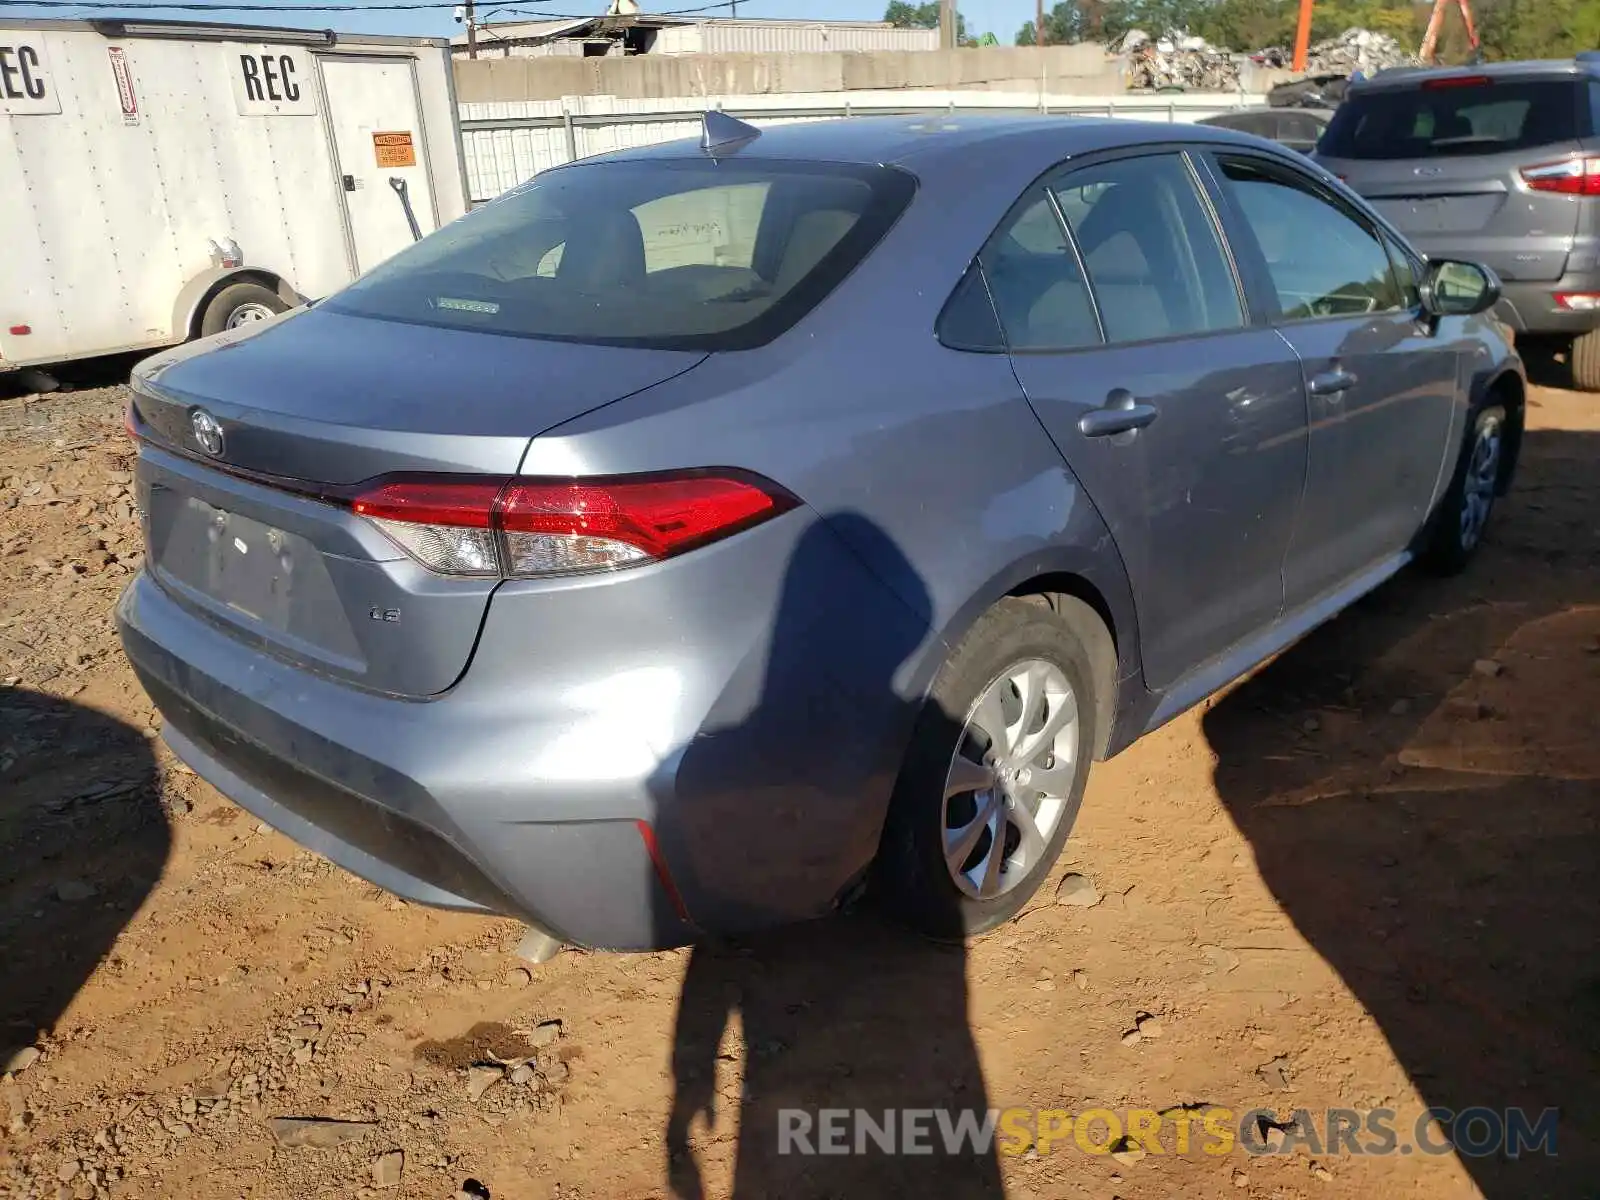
[324, 159, 915, 350]
[1320, 79, 1585, 159]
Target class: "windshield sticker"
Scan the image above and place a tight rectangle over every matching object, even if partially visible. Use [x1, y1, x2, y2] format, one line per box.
[435, 297, 500, 314]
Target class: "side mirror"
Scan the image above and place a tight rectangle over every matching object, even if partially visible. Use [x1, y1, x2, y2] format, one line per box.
[1420, 259, 1501, 317]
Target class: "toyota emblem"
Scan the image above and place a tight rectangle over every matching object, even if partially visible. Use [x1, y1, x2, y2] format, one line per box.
[191, 409, 225, 457]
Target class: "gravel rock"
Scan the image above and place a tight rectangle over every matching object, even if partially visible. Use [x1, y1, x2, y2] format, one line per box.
[3, 1046, 41, 1074]
[1055, 873, 1101, 907]
[54, 880, 97, 902]
[372, 1150, 404, 1189]
[1473, 658, 1504, 678]
[1256, 1054, 1293, 1090]
[265, 1117, 378, 1149]
[529, 1020, 562, 1047]
[466, 1064, 504, 1102]
[1446, 697, 1491, 721]
[1109, 1138, 1147, 1167]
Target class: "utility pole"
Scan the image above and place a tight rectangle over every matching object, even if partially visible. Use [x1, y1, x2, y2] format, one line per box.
[1036, 0, 1046, 45]
[466, 0, 477, 60]
[940, 0, 957, 49]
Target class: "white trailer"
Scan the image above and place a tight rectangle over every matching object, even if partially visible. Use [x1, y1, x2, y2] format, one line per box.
[0, 18, 468, 372]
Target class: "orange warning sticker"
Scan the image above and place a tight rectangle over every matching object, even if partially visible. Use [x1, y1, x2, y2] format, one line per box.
[373, 131, 416, 168]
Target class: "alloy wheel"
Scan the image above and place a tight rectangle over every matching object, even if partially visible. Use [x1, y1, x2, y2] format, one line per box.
[941, 659, 1080, 900]
[1459, 416, 1502, 552]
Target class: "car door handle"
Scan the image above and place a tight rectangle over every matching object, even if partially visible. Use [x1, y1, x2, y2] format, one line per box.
[1078, 390, 1160, 439]
[1308, 368, 1358, 396]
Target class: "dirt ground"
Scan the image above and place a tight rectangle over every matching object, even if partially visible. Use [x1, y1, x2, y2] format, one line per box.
[0, 368, 1596, 1200]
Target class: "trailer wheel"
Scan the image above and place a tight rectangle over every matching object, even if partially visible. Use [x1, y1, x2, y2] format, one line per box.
[199, 282, 288, 337]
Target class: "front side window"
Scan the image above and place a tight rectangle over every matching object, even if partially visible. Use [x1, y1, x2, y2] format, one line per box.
[323, 160, 915, 350]
[1051, 153, 1245, 345]
[1218, 157, 1403, 321]
[1382, 231, 1423, 309]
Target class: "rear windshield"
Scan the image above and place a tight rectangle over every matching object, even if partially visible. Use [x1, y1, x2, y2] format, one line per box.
[1320, 79, 1584, 159]
[324, 158, 916, 350]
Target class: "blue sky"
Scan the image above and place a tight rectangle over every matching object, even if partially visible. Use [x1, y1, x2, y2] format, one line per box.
[0, 0, 1034, 42]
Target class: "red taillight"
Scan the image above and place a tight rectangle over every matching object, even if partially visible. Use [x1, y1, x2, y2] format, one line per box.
[1521, 156, 1600, 196]
[1555, 292, 1600, 311]
[352, 477, 500, 528]
[1423, 74, 1492, 90]
[8, 324, 30, 336]
[349, 471, 795, 579]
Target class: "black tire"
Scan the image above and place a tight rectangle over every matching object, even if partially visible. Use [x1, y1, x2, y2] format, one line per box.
[1419, 402, 1507, 575]
[1572, 328, 1600, 392]
[198, 282, 287, 338]
[877, 597, 1099, 939]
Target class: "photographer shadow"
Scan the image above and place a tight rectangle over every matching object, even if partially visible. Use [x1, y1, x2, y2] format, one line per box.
[0, 689, 169, 1080]
[659, 512, 1003, 1199]
[1202, 425, 1600, 1196]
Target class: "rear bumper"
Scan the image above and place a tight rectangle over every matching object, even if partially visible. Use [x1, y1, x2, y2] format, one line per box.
[117, 508, 935, 950]
[1493, 275, 1600, 337]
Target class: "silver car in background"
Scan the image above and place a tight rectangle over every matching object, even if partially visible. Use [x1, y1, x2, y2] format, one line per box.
[1318, 56, 1600, 388]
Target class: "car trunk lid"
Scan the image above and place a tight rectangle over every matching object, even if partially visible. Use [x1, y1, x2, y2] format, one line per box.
[130, 306, 707, 698]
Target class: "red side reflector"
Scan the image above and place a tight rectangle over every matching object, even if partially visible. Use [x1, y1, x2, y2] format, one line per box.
[635, 819, 693, 925]
[1423, 75, 1493, 90]
[124, 400, 138, 441]
[7, 325, 29, 336]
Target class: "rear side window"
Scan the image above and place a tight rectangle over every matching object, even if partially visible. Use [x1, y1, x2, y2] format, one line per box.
[1321, 79, 1584, 159]
[980, 194, 1103, 352]
[1218, 157, 1402, 320]
[1053, 154, 1244, 345]
[323, 159, 915, 350]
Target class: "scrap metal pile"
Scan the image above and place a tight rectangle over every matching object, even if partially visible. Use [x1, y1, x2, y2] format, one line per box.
[1121, 25, 1417, 94]
[1120, 29, 1242, 92]
[1253, 27, 1419, 75]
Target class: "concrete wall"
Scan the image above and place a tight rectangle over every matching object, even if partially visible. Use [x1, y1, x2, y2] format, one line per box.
[454, 45, 1130, 104]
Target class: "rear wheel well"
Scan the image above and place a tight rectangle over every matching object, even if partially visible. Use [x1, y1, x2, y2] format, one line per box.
[188, 271, 291, 339]
[1009, 574, 1119, 760]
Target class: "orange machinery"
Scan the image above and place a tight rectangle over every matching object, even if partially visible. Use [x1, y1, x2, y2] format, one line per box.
[1291, 0, 1481, 72]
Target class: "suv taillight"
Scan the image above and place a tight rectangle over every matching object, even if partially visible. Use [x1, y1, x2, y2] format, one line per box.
[1521, 156, 1600, 196]
[351, 471, 796, 578]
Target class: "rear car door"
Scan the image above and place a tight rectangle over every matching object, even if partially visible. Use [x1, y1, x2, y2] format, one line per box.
[1317, 75, 1590, 292]
[1205, 151, 1459, 608]
[990, 150, 1309, 691]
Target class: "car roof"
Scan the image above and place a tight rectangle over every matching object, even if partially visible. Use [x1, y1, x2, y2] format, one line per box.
[1353, 58, 1595, 93]
[570, 113, 1285, 176]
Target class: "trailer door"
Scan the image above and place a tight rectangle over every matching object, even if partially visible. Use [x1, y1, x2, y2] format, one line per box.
[319, 57, 438, 273]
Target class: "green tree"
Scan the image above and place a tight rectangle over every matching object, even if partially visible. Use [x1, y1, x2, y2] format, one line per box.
[1478, 0, 1600, 60]
[884, 1, 968, 43]
[884, 1, 941, 27]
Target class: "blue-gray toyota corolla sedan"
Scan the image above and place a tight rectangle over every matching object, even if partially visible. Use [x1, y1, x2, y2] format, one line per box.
[118, 115, 1523, 951]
